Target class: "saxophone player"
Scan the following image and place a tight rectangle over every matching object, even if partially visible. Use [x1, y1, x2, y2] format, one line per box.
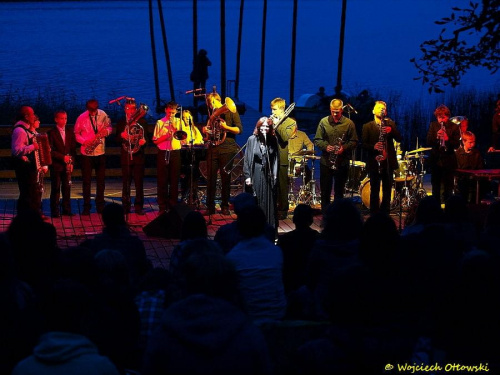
[202, 92, 242, 215]
[75, 99, 112, 215]
[362, 100, 402, 215]
[153, 101, 184, 213]
[116, 98, 148, 215]
[314, 99, 358, 213]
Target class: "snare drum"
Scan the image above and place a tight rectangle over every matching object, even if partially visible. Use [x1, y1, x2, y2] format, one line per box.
[288, 156, 305, 178]
[346, 161, 367, 191]
[394, 160, 415, 182]
[359, 177, 395, 208]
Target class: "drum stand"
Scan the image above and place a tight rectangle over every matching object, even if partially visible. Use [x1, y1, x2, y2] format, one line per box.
[297, 156, 320, 206]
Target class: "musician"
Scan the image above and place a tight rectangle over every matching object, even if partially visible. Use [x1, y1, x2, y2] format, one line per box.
[180, 109, 204, 204]
[314, 99, 358, 213]
[362, 100, 402, 215]
[202, 92, 242, 215]
[115, 99, 148, 215]
[288, 122, 314, 184]
[426, 104, 461, 205]
[153, 101, 185, 213]
[270, 98, 296, 220]
[488, 99, 500, 152]
[11, 107, 43, 214]
[48, 110, 77, 217]
[74, 99, 112, 215]
[243, 117, 279, 228]
[455, 131, 485, 203]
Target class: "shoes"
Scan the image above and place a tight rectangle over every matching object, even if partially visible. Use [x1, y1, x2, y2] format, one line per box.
[41, 215, 51, 221]
[221, 207, 230, 215]
[207, 207, 215, 215]
[136, 209, 145, 216]
[62, 211, 74, 217]
[96, 208, 104, 214]
[51, 212, 60, 218]
[81, 209, 90, 216]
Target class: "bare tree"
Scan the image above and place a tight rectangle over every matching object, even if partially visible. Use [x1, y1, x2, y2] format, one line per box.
[411, 0, 500, 93]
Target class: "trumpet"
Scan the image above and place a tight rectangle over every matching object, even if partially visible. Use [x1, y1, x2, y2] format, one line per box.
[438, 121, 447, 152]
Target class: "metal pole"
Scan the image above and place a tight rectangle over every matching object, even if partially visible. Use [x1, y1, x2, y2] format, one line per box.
[335, 0, 347, 97]
[258, 0, 268, 112]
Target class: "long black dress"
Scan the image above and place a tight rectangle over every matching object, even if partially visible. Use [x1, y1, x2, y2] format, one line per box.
[243, 134, 279, 228]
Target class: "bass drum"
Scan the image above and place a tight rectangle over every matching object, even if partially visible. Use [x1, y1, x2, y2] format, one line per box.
[359, 177, 395, 208]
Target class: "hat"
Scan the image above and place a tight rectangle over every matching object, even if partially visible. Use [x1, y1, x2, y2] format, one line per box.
[330, 99, 343, 110]
[230, 192, 257, 215]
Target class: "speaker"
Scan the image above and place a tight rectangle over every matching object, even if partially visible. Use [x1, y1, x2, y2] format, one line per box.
[143, 203, 193, 239]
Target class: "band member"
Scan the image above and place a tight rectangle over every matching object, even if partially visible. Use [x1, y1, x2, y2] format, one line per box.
[115, 98, 148, 215]
[288, 122, 314, 184]
[362, 100, 402, 215]
[74, 99, 112, 215]
[11, 107, 43, 214]
[314, 99, 358, 212]
[48, 110, 77, 217]
[180, 109, 204, 204]
[202, 92, 242, 215]
[426, 104, 461, 205]
[244, 117, 279, 228]
[455, 131, 485, 202]
[153, 101, 184, 213]
[270, 98, 296, 220]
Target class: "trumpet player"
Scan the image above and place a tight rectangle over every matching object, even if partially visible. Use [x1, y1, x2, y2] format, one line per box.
[74, 99, 112, 215]
[314, 99, 358, 213]
[202, 92, 242, 216]
[270, 97, 296, 220]
[362, 100, 401, 215]
[153, 101, 184, 213]
[116, 98, 148, 215]
[426, 104, 460, 205]
[48, 110, 77, 218]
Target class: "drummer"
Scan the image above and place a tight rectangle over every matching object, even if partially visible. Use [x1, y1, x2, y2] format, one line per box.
[180, 110, 205, 204]
[288, 122, 314, 183]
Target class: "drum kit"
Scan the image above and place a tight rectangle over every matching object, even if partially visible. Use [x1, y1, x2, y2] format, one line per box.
[287, 150, 320, 209]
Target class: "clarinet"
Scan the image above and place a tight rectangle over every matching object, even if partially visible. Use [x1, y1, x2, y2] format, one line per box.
[375, 118, 388, 174]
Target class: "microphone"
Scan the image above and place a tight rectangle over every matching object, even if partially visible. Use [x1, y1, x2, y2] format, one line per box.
[263, 133, 267, 145]
[189, 118, 192, 126]
[347, 103, 358, 114]
[212, 85, 217, 94]
[109, 96, 126, 104]
[185, 88, 203, 94]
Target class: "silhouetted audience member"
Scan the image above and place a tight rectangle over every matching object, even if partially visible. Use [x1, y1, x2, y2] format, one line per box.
[214, 192, 275, 254]
[7, 209, 61, 293]
[478, 200, 500, 256]
[443, 195, 478, 250]
[305, 198, 363, 320]
[12, 278, 120, 375]
[169, 210, 208, 278]
[0, 233, 40, 375]
[227, 205, 287, 324]
[278, 204, 319, 294]
[401, 195, 444, 236]
[81, 202, 152, 285]
[142, 238, 273, 375]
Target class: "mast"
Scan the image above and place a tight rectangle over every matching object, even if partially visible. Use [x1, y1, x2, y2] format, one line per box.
[157, 0, 175, 101]
[235, 0, 245, 99]
[258, 0, 268, 112]
[335, 0, 347, 97]
[148, 0, 161, 112]
[290, 0, 298, 103]
[220, 0, 227, 99]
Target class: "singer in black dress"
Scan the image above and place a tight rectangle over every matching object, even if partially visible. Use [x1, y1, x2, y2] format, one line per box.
[243, 117, 279, 228]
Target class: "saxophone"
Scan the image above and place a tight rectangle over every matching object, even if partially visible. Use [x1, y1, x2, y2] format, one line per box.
[85, 128, 109, 154]
[328, 133, 345, 170]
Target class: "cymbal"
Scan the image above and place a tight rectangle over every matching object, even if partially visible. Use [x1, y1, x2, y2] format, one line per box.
[292, 150, 315, 156]
[305, 155, 321, 160]
[406, 154, 428, 159]
[407, 147, 431, 154]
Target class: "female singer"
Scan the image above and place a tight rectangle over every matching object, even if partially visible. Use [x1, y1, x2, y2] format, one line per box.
[243, 117, 279, 228]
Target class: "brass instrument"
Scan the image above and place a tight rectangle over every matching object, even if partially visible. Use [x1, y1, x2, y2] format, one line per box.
[269, 102, 295, 130]
[85, 128, 109, 154]
[375, 118, 388, 173]
[123, 104, 148, 159]
[66, 155, 74, 186]
[328, 133, 345, 170]
[205, 96, 237, 146]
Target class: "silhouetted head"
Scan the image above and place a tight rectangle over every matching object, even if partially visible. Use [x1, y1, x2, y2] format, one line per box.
[293, 204, 314, 228]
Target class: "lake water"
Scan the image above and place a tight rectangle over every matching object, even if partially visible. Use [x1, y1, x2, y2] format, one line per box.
[0, 0, 498, 119]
